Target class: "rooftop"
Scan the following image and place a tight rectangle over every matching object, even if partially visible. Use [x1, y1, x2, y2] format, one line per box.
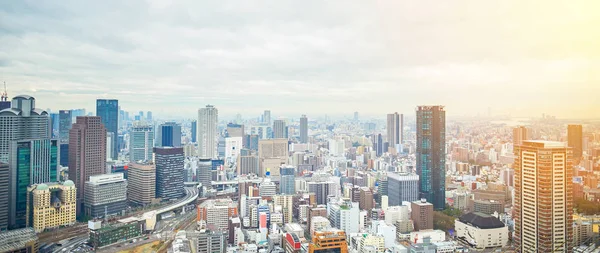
[0, 228, 38, 252]
[458, 212, 505, 229]
[523, 140, 567, 148]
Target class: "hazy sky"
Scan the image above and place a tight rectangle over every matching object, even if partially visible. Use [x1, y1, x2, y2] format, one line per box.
[1, 1, 599, 119]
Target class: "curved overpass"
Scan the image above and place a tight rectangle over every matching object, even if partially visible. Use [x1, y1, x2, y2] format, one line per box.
[142, 185, 199, 230]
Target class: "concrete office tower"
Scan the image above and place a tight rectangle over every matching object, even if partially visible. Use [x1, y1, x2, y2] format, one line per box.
[416, 106, 446, 210]
[280, 165, 296, 195]
[238, 156, 259, 175]
[84, 173, 127, 218]
[196, 230, 227, 253]
[0, 95, 50, 163]
[307, 181, 332, 205]
[197, 158, 212, 189]
[197, 198, 238, 231]
[411, 199, 434, 231]
[191, 120, 197, 143]
[129, 122, 154, 162]
[127, 163, 156, 205]
[258, 139, 288, 175]
[359, 187, 374, 211]
[300, 115, 308, 143]
[512, 126, 529, 146]
[96, 99, 118, 159]
[26, 181, 77, 233]
[156, 122, 182, 147]
[387, 173, 419, 206]
[514, 141, 573, 252]
[328, 200, 360, 234]
[0, 163, 8, 230]
[154, 147, 184, 200]
[58, 110, 72, 144]
[386, 112, 403, 148]
[568, 124, 583, 160]
[198, 105, 218, 158]
[9, 139, 59, 228]
[273, 119, 287, 139]
[69, 116, 107, 214]
[226, 123, 244, 138]
[225, 137, 243, 161]
[263, 110, 271, 125]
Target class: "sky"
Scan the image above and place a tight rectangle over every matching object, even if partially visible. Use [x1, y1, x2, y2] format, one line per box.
[1, 1, 599, 119]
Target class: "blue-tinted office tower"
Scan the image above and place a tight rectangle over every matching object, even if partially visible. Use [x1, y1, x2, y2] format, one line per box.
[416, 105, 446, 210]
[96, 99, 118, 159]
[191, 121, 197, 143]
[156, 122, 182, 147]
[50, 113, 60, 139]
[279, 166, 295, 195]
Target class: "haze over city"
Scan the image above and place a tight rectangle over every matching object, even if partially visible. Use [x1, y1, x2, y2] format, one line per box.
[2, 1, 599, 119]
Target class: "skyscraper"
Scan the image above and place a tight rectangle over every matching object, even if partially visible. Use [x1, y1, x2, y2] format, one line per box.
[513, 126, 529, 146]
[9, 139, 59, 228]
[514, 141, 573, 252]
[226, 123, 244, 138]
[273, 119, 287, 139]
[156, 122, 182, 147]
[69, 116, 107, 214]
[416, 106, 446, 210]
[280, 166, 295, 195]
[191, 120, 197, 143]
[387, 172, 419, 206]
[198, 105, 218, 158]
[0, 95, 50, 163]
[263, 110, 271, 125]
[129, 122, 154, 162]
[300, 115, 308, 143]
[154, 147, 185, 200]
[96, 99, 118, 159]
[568, 124, 583, 160]
[386, 112, 403, 149]
[127, 163, 156, 205]
[58, 110, 72, 144]
[0, 163, 8, 230]
[197, 158, 212, 190]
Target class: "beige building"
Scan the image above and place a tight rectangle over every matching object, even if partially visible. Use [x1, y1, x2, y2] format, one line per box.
[27, 181, 77, 233]
[360, 234, 385, 253]
[514, 141, 573, 252]
[127, 163, 156, 205]
[258, 139, 288, 176]
[411, 199, 434, 231]
[273, 194, 294, 223]
[455, 212, 508, 249]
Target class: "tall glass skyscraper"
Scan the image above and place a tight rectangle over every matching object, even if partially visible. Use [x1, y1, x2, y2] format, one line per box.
[299, 115, 308, 143]
[154, 147, 184, 200]
[416, 105, 446, 210]
[96, 99, 119, 159]
[191, 120, 197, 143]
[279, 165, 295, 195]
[156, 122, 182, 147]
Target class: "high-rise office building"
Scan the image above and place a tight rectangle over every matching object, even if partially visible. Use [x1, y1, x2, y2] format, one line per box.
[568, 124, 583, 160]
[416, 106, 446, 210]
[387, 173, 419, 206]
[96, 99, 118, 159]
[280, 165, 296, 195]
[197, 158, 212, 189]
[198, 105, 218, 158]
[237, 155, 259, 175]
[127, 163, 156, 205]
[359, 187, 374, 211]
[386, 112, 403, 148]
[69, 116, 107, 213]
[300, 115, 308, 143]
[84, 173, 128, 218]
[154, 147, 184, 200]
[197, 198, 238, 231]
[514, 141, 573, 252]
[129, 123, 154, 162]
[27, 181, 77, 233]
[196, 230, 227, 253]
[0, 95, 50, 163]
[226, 123, 244, 138]
[50, 113, 59, 139]
[411, 199, 434, 231]
[273, 119, 287, 139]
[513, 126, 529, 146]
[146, 111, 152, 121]
[191, 120, 197, 143]
[0, 163, 8, 230]
[156, 122, 182, 147]
[58, 110, 72, 144]
[307, 181, 331, 205]
[8, 139, 59, 228]
[263, 110, 271, 125]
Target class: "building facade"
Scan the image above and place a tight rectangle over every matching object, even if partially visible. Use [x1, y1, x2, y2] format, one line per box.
[96, 99, 118, 159]
[512, 126, 528, 146]
[455, 212, 508, 249]
[387, 172, 419, 206]
[154, 147, 184, 200]
[127, 163, 156, 205]
[386, 112, 403, 149]
[411, 199, 434, 231]
[280, 165, 296, 195]
[416, 105, 446, 210]
[197, 198, 238, 231]
[0, 163, 8, 230]
[156, 122, 182, 147]
[273, 119, 288, 139]
[27, 181, 77, 233]
[300, 115, 308, 143]
[84, 173, 127, 218]
[568, 124, 583, 160]
[129, 123, 154, 163]
[58, 110, 72, 144]
[196, 230, 227, 253]
[0, 228, 38, 253]
[198, 105, 218, 158]
[514, 140, 573, 252]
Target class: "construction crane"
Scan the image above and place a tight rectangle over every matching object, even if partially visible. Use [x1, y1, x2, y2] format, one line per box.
[1, 81, 7, 101]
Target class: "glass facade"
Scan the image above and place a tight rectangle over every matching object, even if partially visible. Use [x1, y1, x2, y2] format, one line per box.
[96, 99, 118, 159]
[416, 106, 446, 210]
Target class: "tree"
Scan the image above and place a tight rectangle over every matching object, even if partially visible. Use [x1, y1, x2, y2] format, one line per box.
[575, 198, 600, 215]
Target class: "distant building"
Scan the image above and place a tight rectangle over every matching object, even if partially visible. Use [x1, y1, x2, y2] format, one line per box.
[416, 106, 446, 210]
[27, 181, 77, 233]
[197, 158, 212, 189]
[472, 199, 503, 215]
[0, 228, 38, 253]
[512, 126, 528, 146]
[226, 123, 244, 138]
[386, 112, 403, 148]
[154, 147, 184, 200]
[273, 120, 288, 139]
[156, 122, 182, 147]
[568, 124, 583, 160]
[58, 110, 72, 144]
[455, 212, 508, 249]
[196, 230, 227, 253]
[359, 187, 374, 211]
[127, 163, 156, 205]
[198, 105, 218, 158]
[191, 120, 197, 143]
[411, 199, 434, 231]
[197, 198, 238, 231]
[0, 163, 8, 230]
[279, 165, 295, 195]
[387, 173, 419, 206]
[129, 123, 154, 162]
[237, 155, 259, 175]
[84, 173, 128, 218]
[299, 115, 308, 143]
[96, 99, 118, 159]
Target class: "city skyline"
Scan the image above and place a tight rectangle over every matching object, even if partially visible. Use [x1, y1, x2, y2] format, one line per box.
[2, 1, 599, 118]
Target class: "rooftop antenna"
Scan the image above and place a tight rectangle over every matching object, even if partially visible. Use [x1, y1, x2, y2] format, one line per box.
[1, 81, 7, 101]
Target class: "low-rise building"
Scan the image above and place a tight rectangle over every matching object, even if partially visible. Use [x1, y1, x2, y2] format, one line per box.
[88, 219, 145, 248]
[455, 212, 508, 249]
[196, 230, 227, 253]
[27, 181, 77, 233]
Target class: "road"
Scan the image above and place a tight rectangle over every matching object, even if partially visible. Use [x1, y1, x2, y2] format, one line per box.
[52, 236, 90, 252]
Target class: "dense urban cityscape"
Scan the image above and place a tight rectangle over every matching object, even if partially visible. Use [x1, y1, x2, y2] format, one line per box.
[0, 92, 599, 253]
